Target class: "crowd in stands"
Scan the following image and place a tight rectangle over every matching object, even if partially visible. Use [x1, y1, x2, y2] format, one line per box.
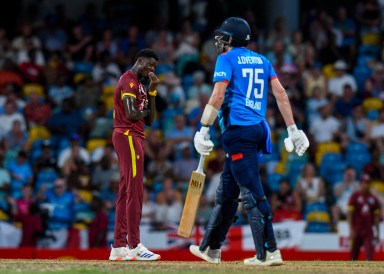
[0, 0, 383, 248]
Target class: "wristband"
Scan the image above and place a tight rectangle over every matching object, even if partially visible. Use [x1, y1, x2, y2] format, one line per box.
[148, 90, 157, 97]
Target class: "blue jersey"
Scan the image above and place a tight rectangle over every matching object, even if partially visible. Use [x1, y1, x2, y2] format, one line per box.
[213, 47, 277, 133]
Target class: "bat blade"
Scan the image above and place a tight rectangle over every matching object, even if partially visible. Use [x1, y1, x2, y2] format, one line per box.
[177, 170, 206, 237]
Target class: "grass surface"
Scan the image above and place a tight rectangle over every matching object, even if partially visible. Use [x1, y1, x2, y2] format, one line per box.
[0, 259, 384, 274]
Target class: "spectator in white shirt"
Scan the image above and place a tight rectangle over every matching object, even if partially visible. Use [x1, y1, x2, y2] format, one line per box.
[309, 103, 341, 144]
[328, 59, 357, 99]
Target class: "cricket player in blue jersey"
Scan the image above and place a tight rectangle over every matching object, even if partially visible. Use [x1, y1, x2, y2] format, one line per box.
[189, 17, 309, 266]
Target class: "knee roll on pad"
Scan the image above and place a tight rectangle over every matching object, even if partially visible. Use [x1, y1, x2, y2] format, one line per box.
[241, 192, 258, 210]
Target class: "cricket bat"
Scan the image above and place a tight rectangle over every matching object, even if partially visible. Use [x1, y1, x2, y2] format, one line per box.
[178, 155, 206, 237]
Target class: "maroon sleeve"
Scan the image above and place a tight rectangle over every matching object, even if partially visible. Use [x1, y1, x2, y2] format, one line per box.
[120, 73, 139, 100]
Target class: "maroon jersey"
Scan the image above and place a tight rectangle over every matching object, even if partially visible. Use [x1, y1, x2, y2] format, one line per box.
[113, 70, 148, 138]
[348, 191, 380, 234]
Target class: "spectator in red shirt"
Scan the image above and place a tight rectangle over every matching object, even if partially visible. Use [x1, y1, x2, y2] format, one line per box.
[24, 88, 52, 127]
[88, 196, 108, 248]
[348, 174, 381, 261]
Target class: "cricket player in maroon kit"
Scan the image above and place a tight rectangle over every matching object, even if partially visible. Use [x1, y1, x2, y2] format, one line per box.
[109, 48, 160, 261]
[348, 174, 381, 261]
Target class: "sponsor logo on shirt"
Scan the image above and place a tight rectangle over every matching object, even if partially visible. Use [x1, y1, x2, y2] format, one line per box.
[214, 71, 227, 77]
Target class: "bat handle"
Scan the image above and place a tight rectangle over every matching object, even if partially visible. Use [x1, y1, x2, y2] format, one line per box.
[196, 154, 205, 174]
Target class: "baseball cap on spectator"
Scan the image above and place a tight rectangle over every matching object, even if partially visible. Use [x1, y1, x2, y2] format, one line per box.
[334, 59, 348, 70]
[70, 133, 80, 141]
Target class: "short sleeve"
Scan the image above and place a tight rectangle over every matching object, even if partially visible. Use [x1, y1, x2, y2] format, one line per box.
[120, 74, 138, 100]
[213, 54, 232, 84]
[268, 60, 277, 81]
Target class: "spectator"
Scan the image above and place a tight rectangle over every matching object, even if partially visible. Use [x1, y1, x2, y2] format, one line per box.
[18, 49, 44, 84]
[309, 103, 341, 144]
[66, 23, 94, 63]
[92, 157, 119, 192]
[305, 87, 328, 125]
[164, 114, 194, 157]
[271, 178, 302, 222]
[58, 134, 90, 176]
[296, 163, 326, 207]
[117, 24, 147, 67]
[172, 141, 198, 185]
[0, 100, 26, 139]
[86, 101, 113, 139]
[146, 150, 173, 189]
[3, 120, 29, 155]
[74, 75, 101, 113]
[11, 21, 45, 66]
[95, 28, 118, 60]
[331, 166, 360, 225]
[141, 186, 156, 226]
[303, 63, 327, 98]
[150, 28, 175, 66]
[155, 177, 182, 230]
[345, 104, 372, 145]
[46, 98, 86, 144]
[91, 51, 121, 87]
[328, 59, 357, 99]
[8, 190, 43, 247]
[47, 74, 74, 108]
[23, 88, 52, 127]
[33, 139, 58, 192]
[186, 70, 212, 101]
[38, 14, 68, 54]
[348, 174, 380, 261]
[364, 62, 384, 99]
[7, 151, 33, 199]
[38, 178, 75, 249]
[334, 84, 360, 119]
[333, 6, 357, 64]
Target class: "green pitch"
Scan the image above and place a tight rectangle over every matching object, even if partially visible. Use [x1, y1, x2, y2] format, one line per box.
[0, 259, 383, 274]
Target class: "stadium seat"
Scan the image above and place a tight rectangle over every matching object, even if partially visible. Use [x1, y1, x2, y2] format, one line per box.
[28, 126, 51, 145]
[346, 142, 369, 155]
[23, 83, 44, 98]
[315, 142, 341, 166]
[370, 181, 384, 194]
[319, 153, 342, 178]
[86, 138, 107, 153]
[363, 97, 383, 112]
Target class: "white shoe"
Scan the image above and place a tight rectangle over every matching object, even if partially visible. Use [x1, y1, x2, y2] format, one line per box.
[244, 250, 283, 266]
[109, 245, 127, 261]
[126, 243, 161, 261]
[189, 245, 221, 264]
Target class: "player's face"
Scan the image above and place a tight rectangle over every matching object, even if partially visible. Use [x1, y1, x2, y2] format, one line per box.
[138, 57, 158, 80]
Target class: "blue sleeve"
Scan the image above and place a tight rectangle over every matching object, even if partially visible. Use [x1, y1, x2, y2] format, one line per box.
[267, 60, 277, 80]
[213, 54, 232, 83]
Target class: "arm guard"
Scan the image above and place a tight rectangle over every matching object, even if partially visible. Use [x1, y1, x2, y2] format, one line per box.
[200, 104, 218, 126]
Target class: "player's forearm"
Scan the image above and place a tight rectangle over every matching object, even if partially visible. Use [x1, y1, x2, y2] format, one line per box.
[125, 97, 149, 121]
[208, 82, 226, 110]
[271, 79, 295, 127]
[145, 96, 156, 126]
[275, 91, 295, 127]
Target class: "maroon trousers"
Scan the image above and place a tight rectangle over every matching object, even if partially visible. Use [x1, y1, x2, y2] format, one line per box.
[112, 131, 144, 248]
[350, 230, 374, 261]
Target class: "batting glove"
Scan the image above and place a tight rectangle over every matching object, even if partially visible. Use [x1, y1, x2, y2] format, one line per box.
[284, 124, 309, 156]
[194, 126, 214, 156]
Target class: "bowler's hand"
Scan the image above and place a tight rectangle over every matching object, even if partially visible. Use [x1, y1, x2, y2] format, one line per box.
[284, 124, 309, 156]
[148, 72, 160, 92]
[194, 126, 214, 156]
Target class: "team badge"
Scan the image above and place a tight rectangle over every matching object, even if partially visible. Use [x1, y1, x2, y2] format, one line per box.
[130, 82, 134, 88]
